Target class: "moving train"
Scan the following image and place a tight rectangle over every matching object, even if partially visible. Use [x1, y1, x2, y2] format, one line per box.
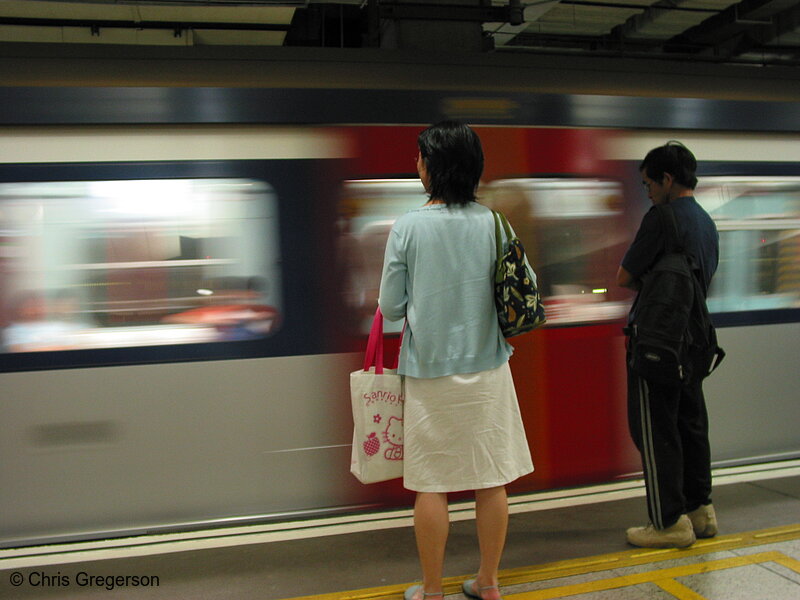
[0, 80, 799, 548]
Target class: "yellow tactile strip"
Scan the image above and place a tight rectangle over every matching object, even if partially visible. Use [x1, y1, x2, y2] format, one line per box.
[510, 551, 800, 599]
[286, 524, 800, 600]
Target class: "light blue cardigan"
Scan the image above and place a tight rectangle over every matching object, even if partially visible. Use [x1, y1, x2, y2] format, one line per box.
[378, 201, 517, 378]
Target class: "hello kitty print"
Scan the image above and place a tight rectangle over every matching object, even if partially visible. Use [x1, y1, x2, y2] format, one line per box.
[360, 412, 403, 461]
[382, 416, 403, 460]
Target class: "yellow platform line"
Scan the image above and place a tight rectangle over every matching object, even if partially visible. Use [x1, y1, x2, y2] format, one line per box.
[754, 525, 800, 539]
[654, 578, 708, 600]
[508, 552, 792, 600]
[285, 524, 800, 600]
[773, 553, 800, 574]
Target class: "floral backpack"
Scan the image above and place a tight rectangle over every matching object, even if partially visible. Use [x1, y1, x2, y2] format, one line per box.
[493, 210, 546, 337]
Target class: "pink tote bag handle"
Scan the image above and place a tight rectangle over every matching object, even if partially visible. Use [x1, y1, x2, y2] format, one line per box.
[363, 307, 386, 373]
[363, 307, 405, 373]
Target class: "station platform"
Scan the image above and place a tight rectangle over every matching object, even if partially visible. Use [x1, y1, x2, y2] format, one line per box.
[1, 461, 799, 600]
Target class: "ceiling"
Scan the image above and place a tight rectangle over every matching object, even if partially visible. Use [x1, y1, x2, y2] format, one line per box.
[0, 0, 798, 67]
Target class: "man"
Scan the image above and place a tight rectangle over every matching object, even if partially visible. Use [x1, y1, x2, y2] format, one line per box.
[617, 141, 720, 548]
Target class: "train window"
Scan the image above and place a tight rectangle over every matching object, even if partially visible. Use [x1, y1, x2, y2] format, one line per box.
[695, 177, 800, 313]
[0, 178, 281, 353]
[339, 179, 427, 333]
[484, 178, 628, 325]
[337, 177, 628, 329]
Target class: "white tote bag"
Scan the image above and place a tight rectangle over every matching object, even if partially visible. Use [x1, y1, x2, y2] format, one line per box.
[350, 308, 404, 484]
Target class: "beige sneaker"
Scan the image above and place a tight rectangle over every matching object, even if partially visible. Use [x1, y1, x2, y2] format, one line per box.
[687, 504, 718, 538]
[626, 514, 696, 548]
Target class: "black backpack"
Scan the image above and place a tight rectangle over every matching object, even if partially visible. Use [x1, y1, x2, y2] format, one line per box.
[623, 203, 725, 386]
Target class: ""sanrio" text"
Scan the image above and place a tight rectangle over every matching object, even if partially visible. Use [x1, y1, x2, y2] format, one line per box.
[364, 390, 404, 406]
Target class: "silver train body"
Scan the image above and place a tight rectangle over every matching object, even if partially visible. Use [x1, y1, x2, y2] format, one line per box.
[0, 73, 799, 548]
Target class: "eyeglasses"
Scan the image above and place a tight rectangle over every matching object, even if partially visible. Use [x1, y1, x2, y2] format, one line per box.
[641, 177, 660, 191]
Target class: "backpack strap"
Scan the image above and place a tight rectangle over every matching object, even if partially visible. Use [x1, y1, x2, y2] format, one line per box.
[492, 210, 513, 263]
[659, 202, 713, 299]
[708, 338, 726, 375]
[655, 203, 684, 254]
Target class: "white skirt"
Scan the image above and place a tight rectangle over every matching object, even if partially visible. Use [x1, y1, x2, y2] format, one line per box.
[403, 361, 534, 493]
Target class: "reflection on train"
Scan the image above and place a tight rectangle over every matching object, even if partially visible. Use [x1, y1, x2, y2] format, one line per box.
[0, 116, 799, 548]
[0, 179, 281, 352]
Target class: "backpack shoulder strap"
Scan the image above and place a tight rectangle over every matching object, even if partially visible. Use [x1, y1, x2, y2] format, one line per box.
[655, 203, 684, 254]
[659, 203, 711, 297]
[492, 210, 513, 254]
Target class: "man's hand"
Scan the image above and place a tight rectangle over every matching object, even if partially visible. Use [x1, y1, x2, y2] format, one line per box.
[616, 266, 640, 291]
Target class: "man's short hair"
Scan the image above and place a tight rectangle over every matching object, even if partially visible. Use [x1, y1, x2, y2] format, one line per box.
[639, 141, 698, 189]
[418, 120, 484, 206]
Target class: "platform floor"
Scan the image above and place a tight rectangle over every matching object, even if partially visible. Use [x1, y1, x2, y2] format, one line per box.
[1, 463, 799, 600]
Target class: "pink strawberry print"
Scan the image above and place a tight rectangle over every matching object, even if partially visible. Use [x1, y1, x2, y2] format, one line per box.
[363, 432, 380, 457]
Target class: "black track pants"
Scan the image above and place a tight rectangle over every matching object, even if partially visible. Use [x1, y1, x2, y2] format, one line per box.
[626, 363, 712, 530]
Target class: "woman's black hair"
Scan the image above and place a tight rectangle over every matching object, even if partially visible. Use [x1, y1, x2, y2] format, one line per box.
[639, 140, 698, 189]
[418, 120, 484, 206]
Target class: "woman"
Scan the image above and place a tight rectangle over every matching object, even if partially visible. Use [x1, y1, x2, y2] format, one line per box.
[379, 121, 534, 600]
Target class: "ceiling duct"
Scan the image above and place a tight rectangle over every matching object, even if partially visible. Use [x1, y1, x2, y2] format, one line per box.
[375, 0, 526, 51]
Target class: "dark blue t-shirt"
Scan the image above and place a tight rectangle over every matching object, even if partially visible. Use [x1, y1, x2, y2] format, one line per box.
[621, 196, 719, 295]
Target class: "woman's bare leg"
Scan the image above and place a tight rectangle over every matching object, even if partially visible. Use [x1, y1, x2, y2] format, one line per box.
[413, 491, 449, 595]
[473, 486, 508, 599]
